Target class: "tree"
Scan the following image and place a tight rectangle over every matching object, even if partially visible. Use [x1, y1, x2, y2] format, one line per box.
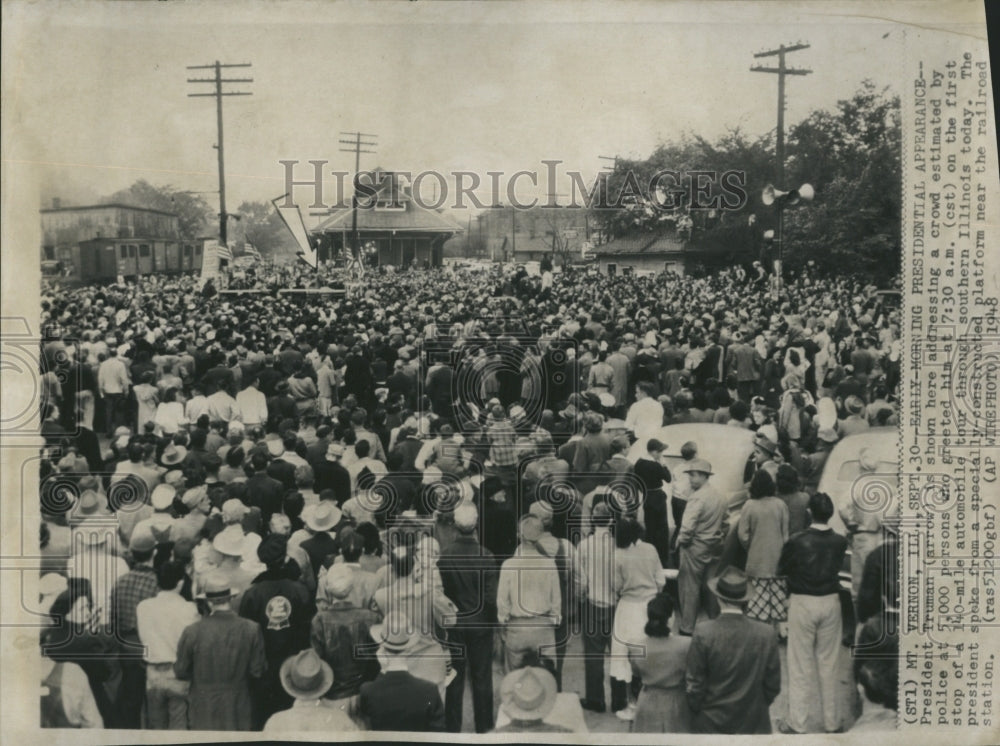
[588, 80, 901, 280]
[103, 180, 213, 240]
[232, 200, 295, 258]
[783, 80, 901, 278]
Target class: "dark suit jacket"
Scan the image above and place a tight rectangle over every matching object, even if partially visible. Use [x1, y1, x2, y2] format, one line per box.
[359, 670, 446, 732]
[685, 612, 781, 734]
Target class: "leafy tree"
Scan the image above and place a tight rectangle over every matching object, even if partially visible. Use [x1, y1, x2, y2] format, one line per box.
[103, 180, 213, 240]
[783, 80, 901, 278]
[590, 80, 901, 280]
[232, 200, 296, 257]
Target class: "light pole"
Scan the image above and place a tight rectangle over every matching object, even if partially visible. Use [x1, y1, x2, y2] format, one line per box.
[761, 183, 814, 296]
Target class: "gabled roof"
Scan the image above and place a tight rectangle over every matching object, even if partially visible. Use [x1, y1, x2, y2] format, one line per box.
[312, 203, 463, 234]
[593, 230, 686, 256]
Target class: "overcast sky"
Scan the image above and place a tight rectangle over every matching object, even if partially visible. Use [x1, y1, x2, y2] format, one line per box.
[5, 1, 935, 224]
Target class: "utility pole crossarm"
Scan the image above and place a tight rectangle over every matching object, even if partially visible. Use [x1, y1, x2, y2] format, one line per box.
[753, 42, 809, 57]
[750, 66, 812, 75]
[186, 60, 253, 246]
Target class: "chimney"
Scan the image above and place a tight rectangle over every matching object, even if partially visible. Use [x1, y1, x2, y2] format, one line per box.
[51, 197, 61, 209]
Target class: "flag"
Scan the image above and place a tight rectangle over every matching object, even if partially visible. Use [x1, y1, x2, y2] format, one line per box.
[272, 194, 316, 268]
[346, 252, 365, 279]
[244, 243, 261, 260]
[216, 243, 233, 262]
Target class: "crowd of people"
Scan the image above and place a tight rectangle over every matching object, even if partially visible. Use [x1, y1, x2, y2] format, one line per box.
[36, 260, 900, 734]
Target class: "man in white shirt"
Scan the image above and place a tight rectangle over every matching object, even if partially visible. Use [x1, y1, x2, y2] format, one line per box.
[236, 376, 268, 428]
[184, 384, 210, 424]
[137, 560, 201, 730]
[624, 380, 665, 442]
[207, 386, 241, 423]
[97, 347, 130, 437]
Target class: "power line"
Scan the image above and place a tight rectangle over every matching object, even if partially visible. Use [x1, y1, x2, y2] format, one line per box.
[186, 61, 253, 246]
[339, 131, 378, 260]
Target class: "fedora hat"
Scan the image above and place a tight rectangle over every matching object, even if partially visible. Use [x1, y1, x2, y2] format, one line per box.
[707, 566, 751, 603]
[371, 613, 414, 654]
[500, 666, 558, 722]
[683, 458, 714, 476]
[76, 490, 104, 517]
[198, 570, 234, 601]
[302, 501, 341, 532]
[279, 649, 334, 701]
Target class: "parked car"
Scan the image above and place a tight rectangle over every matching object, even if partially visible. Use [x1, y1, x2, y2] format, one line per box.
[627, 423, 756, 512]
[817, 427, 899, 595]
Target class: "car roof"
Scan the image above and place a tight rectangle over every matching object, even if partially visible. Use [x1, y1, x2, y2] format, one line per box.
[628, 423, 756, 495]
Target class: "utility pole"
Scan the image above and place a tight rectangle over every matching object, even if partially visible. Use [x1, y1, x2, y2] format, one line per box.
[596, 155, 618, 246]
[187, 61, 253, 246]
[751, 43, 810, 295]
[339, 131, 378, 264]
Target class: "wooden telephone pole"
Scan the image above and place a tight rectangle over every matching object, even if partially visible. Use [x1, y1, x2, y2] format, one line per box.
[751, 43, 810, 293]
[339, 131, 378, 261]
[187, 61, 253, 246]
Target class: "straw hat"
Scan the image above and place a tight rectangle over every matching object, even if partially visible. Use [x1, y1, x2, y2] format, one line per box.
[302, 501, 341, 532]
[500, 667, 558, 722]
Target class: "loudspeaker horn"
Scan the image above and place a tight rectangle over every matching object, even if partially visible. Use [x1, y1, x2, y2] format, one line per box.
[761, 184, 790, 206]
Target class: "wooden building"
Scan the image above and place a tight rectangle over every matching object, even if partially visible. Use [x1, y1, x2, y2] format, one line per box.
[592, 229, 688, 276]
[40, 202, 201, 282]
[310, 171, 463, 267]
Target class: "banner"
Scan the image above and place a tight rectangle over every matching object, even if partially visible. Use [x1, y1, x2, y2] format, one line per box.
[272, 194, 316, 268]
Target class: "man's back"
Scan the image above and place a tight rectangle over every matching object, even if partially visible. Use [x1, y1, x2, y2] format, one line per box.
[685, 613, 780, 734]
[360, 670, 446, 731]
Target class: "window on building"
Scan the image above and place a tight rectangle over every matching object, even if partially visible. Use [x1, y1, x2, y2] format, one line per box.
[128, 245, 137, 258]
[119, 245, 128, 259]
[139, 244, 150, 258]
[43, 247, 55, 261]
[607, 263, 617, 276]
[184, 245, 193, 257]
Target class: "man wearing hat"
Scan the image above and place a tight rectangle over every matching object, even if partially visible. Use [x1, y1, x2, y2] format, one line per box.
[313, 442, 352, 505]
[492, 665, 571, 733]
[839, 394, 870, 438]
[675, 459, 727, 636]
[172, 484, 212, 546]
[437, 503, 498, 733]
[174, 570, 267, 731]
[238, 533, 313, 728]
[685, 566, 781, 733]
[109, 528, 161, 727]
[131, 483, 178, 545]
[299, 501, 344, 576]
[262, 649, 360, 732]
[359, 613, 447, 732]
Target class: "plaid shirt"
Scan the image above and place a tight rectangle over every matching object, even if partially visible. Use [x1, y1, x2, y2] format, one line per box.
[488, 418, 519, 466]
[110, 565, 159, 635]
